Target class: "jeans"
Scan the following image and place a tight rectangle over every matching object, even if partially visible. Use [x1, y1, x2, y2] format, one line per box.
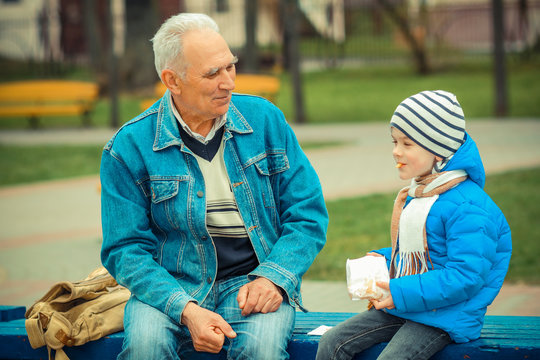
[315, 309, 451, 360]
[118, 275, 295, 360]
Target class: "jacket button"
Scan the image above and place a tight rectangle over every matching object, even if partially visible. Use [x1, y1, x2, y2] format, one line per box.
[197, 190, 204, 198]
[206, 276, 212, 284]
[201, 235, 207, 241]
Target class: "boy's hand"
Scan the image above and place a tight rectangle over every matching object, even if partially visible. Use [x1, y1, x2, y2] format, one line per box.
[366, 252, 383, 257]
[370, 281, 395, 310]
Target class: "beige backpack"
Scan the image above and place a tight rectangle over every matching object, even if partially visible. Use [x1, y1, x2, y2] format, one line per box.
[25, 267, 130, 360]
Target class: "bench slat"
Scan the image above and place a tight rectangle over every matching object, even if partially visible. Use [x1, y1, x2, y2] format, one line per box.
[0, 306, 25, 322]
[151, 74, 280, 98]
[1, 309, 538, 360]
[0, 80, 98, 126]
[0, 104, 91, 117]
[141, 74, 280, 110]
[0, 81, 98, 102]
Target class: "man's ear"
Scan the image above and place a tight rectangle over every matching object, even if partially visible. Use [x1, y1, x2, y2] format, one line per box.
[161, 69, 182, 95]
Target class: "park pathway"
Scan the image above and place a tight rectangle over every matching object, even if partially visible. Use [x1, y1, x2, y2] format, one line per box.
[1, 119, 539, 315]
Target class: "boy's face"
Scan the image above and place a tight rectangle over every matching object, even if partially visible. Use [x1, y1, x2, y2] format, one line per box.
[391, 127, 442, 180]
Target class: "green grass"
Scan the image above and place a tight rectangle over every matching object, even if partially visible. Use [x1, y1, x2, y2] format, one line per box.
[484, 167, 540, 284]
[277, 60, 540, 123]
[304, 167, 540, 285]
[2, 142, 537, 284]
[300, 141, 348, 150]
[0, 141, 343, 187]
[1, 60, 538, 130]
[0, 145, 103, 186]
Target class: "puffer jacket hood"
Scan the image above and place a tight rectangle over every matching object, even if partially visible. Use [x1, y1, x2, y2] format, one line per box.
[442, 132, 485, 188]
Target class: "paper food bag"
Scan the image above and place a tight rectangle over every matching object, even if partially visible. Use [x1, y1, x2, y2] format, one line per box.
[346, 256, 390, 301]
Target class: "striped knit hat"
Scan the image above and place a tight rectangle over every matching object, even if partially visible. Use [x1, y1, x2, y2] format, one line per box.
[390, 90, 466, 159]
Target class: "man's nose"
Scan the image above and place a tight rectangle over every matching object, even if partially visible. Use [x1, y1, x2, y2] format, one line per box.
[220, 71, 235, 91]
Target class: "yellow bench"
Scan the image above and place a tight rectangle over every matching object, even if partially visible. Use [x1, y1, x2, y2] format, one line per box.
[141, 73, 280, 110]
[0, 80, 99, 127]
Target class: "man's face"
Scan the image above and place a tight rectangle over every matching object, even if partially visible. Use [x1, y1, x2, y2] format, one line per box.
[175, 29, 237, 124]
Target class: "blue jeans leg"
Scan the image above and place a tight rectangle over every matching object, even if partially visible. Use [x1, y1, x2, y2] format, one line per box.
[315, 309, 451, 360]
[215, 276, 296, 360]
[118, 295, 187, 360]
[377, 319, 451, 360]
[316, 309, 404, 360]
[118, 276, 295, 360]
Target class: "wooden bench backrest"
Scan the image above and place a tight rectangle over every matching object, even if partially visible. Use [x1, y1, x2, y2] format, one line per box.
[235, 74, 280, 96]
[0, 80, 98, 102]
[153, 74, 280, 98]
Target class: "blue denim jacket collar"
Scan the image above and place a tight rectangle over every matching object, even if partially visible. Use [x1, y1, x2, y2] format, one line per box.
[153, 90, 253, 152]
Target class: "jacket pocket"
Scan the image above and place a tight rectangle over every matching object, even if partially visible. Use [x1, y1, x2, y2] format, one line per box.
[142, 176, 189, 231]
[253, 152, 289, 176]
[252, 152, 289, 230]
[144, 176, 190, 277]
[149, 177, 182, 203]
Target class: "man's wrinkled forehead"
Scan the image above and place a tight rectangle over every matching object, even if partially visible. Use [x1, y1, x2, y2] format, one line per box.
[182, 30, 235, 72]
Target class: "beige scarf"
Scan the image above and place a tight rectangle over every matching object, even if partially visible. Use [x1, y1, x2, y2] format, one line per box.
[389, 170, 468, 279]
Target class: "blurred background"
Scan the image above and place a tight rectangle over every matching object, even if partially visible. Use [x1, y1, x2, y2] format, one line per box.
[0, 0, 539, 126]
[0, 0, 539, 313]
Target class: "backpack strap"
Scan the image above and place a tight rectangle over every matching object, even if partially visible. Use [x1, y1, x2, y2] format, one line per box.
[26, 316, 46, 348]
[53, 348, 70, 360]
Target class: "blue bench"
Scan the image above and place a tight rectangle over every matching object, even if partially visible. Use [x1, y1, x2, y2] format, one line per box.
[1, 306, 539, 359]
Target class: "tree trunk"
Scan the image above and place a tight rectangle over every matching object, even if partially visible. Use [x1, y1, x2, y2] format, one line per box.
[492, 0, 508, 117]
[378, 0, 430, 75]
[244, 0, 258, 72]
[283, 0, 306, 123]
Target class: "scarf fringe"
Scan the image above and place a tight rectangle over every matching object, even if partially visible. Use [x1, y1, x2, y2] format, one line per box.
[389, 170, 468, 279]
[394, 250, 430, 277]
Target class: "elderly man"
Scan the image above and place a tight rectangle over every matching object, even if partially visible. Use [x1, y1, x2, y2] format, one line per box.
[100, 13, 328, 359]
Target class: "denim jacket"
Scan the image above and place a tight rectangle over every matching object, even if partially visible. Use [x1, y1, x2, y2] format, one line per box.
[100, 92, 328, 324]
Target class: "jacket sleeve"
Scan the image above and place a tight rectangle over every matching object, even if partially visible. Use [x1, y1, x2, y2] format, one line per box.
[249, 114, 329, 303]
[389, 201, 499, 313]
[100, 146, 195, 324]
[373, 247, 392, 261]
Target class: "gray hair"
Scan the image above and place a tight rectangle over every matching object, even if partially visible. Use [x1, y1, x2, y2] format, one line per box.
[151, 13, 220, 79]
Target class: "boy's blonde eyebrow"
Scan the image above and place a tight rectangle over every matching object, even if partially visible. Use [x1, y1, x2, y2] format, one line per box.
[391, 129, 407, 140]
[391, 131, 413, 143]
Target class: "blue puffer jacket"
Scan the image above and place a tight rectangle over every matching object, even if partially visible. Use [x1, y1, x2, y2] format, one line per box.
[375, 133, 512, 343]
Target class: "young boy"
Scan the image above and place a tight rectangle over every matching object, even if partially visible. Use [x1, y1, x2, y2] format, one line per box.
[316, 90, 512, 360]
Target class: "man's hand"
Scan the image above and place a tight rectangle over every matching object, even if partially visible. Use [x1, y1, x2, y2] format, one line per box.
[370, 281, 395, 310]
[237, 277, 283, 316]
[181, 302, 237, 353]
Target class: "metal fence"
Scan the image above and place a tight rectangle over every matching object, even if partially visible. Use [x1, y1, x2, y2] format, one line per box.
[1, 0, 539, 81]
[191, 0, 540, 72]
[294, 0, 540, 70]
